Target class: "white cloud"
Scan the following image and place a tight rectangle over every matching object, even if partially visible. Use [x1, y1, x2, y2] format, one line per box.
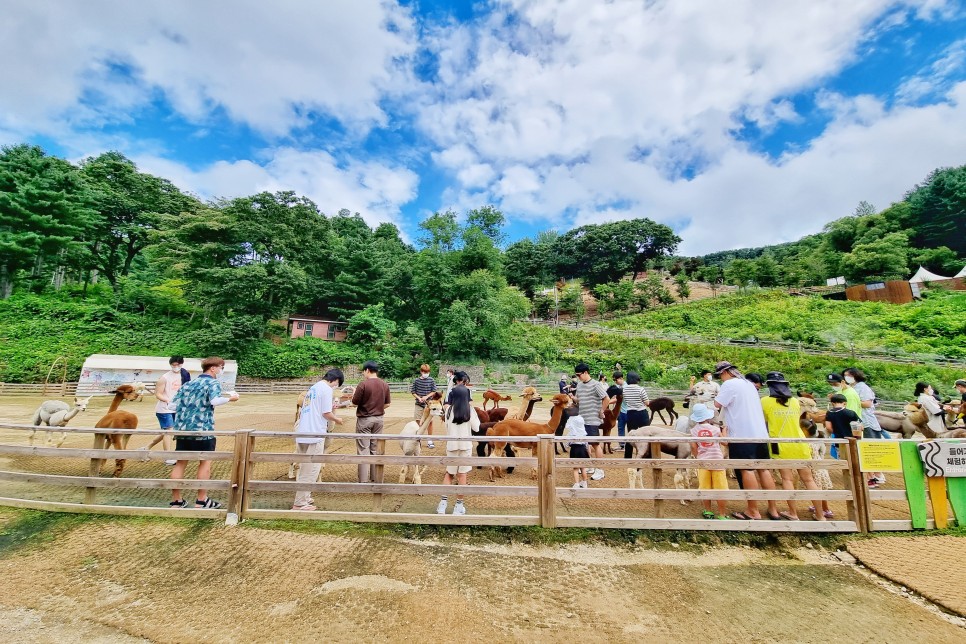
[0, 0, 415, 137]
[136, 148, 419, 229]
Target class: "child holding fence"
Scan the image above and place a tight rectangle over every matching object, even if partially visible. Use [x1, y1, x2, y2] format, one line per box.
[802, 422, 834, 519]
[688, 403, 729, 520]
[565, 414, 590, 489]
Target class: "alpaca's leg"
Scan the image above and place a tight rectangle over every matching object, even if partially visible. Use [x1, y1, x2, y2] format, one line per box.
[399, 465, 408, 484]
[627, 468, 637, 488]
[413, 466, 422, 486]
[45, 431, 54, 447]
[28, 429, 36, 446]
[316, 464, 325, 483]
[288, 463, 297, 479]
[56, 431, 68, 448]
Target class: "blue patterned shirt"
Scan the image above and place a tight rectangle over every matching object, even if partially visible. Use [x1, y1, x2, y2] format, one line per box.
[173, 374, 222, 437]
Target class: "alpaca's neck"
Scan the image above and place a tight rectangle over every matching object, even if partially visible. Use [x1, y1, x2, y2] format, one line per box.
[514, 397, 529, 417]
[546, 405, 565, 431]
[107, 393, 123, 413]
[523, 398, 537, 420]
[64, 407, 81, 421]
[418, 410, 434, 433]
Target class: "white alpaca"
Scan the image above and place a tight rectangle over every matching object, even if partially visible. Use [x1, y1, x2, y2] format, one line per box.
[30, 396, 92, 447]
[399, 399, 443, 485]
[625, 426, 695, 504]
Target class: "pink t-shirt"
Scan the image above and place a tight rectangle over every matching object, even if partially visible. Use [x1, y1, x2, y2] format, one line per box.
[690, 422, 724, 460]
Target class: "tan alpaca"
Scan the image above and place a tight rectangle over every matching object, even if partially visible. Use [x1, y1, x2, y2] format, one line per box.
[94, 384, 143, 477]
[30, 395, 92, 447]
[398, 394, 444, 484]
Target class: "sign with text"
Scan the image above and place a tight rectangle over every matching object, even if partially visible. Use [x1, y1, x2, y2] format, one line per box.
[858, 441, 902, 473]
[918, 440, 966, 478]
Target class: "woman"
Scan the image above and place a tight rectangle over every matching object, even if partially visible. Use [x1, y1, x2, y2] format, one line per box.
[845, 367, 887, 487]
[760, 372, 825, 521]
[436, 373, 479, 516]
[622, 371, 651, 459]
[914, 382, 947, 435]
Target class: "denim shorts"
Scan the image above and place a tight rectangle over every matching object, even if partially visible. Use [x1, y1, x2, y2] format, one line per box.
[156, 413, 175, 429]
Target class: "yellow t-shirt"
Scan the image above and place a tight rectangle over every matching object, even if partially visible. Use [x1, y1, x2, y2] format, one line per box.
[760, 397, 810, 460]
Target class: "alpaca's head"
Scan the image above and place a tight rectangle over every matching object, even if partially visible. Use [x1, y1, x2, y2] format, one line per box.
[550, 393, 571, 408]
[112, 384, 143, 402]
[73, 395, 92, 411]
[903, 402, 928, 425]
[520, 386, 542, 403]
[797, 396, 818, 414]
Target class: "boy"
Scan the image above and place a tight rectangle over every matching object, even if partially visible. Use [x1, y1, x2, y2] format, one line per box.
[292, 369, 345, 511]
[573, 362, 611, 481]
[147, 355, 187, 465]
[411, 364, 437, 448]
[688, 403, 728, 520]
[824, 393, 860, 442]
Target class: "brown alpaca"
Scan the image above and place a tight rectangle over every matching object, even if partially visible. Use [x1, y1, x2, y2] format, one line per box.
[904, 402, 966, 439]
[94, 384, 143, 477]
[482, 389, 512, 410]
[600, 391, 623, 454]
[486, 393, 570, 480]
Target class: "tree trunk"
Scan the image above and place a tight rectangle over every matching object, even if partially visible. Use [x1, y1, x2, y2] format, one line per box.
[0, 263, 12, 299]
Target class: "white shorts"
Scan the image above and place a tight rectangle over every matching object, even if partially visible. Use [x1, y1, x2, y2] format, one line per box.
[446, 448, 472, 475]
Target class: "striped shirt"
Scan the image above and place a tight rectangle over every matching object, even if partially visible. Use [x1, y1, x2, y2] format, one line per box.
[410, 376, 437, 405]
[622, 384, 650, 411]
[575, 379, 608, 425]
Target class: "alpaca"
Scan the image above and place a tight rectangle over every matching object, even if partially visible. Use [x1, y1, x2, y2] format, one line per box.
[474, 388, 543, 469]
[398, 396, 444, 484]
[600, 391, 623, 454]
[904, 402, 966, 439]
[482, 389, 512, 410]
[29, 395, 92, 447]
[874, 410, 920, 439]
[486, 393, 570, 481]
[796, 395, 827, 425]
[647, 397, 678, 425]
[94, 384, 144, 477]
[625, 426, 694, 502]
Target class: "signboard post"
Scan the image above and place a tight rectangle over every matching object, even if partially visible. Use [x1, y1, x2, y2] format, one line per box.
[858, 441, 902, 473]
[917, 440, 966, 529]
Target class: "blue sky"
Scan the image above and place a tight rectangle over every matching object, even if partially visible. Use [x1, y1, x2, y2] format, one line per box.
[2, 0, 965, 254]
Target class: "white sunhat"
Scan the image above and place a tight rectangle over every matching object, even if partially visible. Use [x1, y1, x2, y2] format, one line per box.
[690, 403, 714, 422]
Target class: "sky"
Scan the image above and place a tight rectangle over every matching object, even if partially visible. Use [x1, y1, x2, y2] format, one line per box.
[2, 0, 965, 255]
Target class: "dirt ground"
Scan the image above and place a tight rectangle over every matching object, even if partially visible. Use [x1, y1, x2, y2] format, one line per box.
[0, 508, 962, 643]
[0, 393, 918, 522]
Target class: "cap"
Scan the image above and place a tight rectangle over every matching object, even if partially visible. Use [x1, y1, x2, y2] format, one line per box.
[956, 379, 966, 387]
[826, 373, 843, 383]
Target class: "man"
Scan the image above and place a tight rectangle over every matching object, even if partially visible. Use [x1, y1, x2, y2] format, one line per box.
[445, 368, 456, 399]
[944, 379, 966, 425]
[712, 360, 779, 521]
[574, 362, 611, 481]
[410, 364, 438, 449]
[690, 370, 720, 404]
[293, 369, 345, 511]
[169, 356, 239, 509]
[559, 374, 570, 395]
[609, 371, 627, 447]
[148, 355, 188, 466]
[351, 360, 392, 484]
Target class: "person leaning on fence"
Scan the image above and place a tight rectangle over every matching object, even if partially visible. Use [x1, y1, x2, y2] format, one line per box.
[144, 355, 187, 466]
[292, 369, 345, 511]
[169, 356, 238, 509]
[411, 364, 438, 449]
[574, 362, 612, 481]
[688, 403, 728, 520]
[437, 375, 477, 516]
[761, 372, 825, 522]
[565, 413, 590, 489]
[621, 371, 651, 459]
[351, 361, 392, 484]
[712, 360, 780, 521]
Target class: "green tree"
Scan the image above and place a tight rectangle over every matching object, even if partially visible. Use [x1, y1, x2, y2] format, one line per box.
[554, 219, 681, 286]
[906, 166, 966, 255]
[911, 246, 962, 276]
[840, 232, 910, 282]
[724, 259, 756, 291]
[465, 205, 506, 245]
[754, 255, 780, 287]
[418, 210, 460, 251]
[674, 273, 691, 301]
[559, 282, 586, 326]
[347, 303, 397, 347]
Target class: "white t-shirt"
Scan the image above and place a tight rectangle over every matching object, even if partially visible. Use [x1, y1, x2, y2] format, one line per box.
[297, 381, 334, 444]
[155, 370, 182, 414]
[715, 377, 767, 439]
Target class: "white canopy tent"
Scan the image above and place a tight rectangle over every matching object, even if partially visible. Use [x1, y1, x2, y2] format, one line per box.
[955, 265, 966, 278]
[908, 266, 952, 283]
[77, 354, 238, 395]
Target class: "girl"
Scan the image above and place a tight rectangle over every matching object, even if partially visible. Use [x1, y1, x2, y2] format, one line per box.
[622, 371, 651, 460]
[436, 374, 479, 516]
[760, 372, 825, 521]
[565, 413, 590, 489]
[802, 422, 834, 519]
[914, 382, 947, 435]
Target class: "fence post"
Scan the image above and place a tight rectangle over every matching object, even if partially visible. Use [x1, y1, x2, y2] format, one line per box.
[240, 433, 256, 516]
[650, 440, 665, 519]
[843, 439, 870, 533]
[227, 430, 250, 522]
[537, 434, 557, 528]
[85, 433, 108, 504]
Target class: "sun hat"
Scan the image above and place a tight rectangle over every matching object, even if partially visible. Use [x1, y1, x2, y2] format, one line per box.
[712, 361, 734, 375]
[765, 371, 789, 384]
[690, 403, 714, 422]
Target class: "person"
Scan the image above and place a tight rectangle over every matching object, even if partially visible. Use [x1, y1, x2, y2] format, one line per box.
[292, 369, 345, 511]
[688, 403, 728, 520]
[411, 364, 438, 449]
[689, 370, 720, 404]
[844, 368, 887, 487]
[622, 371, 651, 459]
[943, 379, 966, 425]
[559, 375, 570, 395]
[437, 375, 478, 516]
[351, 361, 392, 484]
[824, 393, 860, 441]
[802, 421, 834, 519]
[169, 356, 239, 509]
[574, 362, 611, 481]
[745, 373, 764, 390]
[827, 374, 861, 416]
[444, 368, 456, 399]
[609, 371, 627, 447]
[565, 413, 590, 489]
[760, 372, 825, 521]
[146, 355, 186, 466]
[915, 382, 946, 435]
[712, 360, 779, 521]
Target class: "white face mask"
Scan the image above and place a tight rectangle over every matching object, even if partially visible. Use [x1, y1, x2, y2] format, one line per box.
[420, 373, 429, 379]
[704, 374, 712, 382]
[172, 365, 181, 373]
[844, 375, 855, 385]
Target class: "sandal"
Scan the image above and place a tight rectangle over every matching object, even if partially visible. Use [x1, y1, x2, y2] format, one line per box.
[701, 510, 715, 519]
[777, 511, 799, 521]
[730, 511, 752, 520]
[823, 510, 834, 519]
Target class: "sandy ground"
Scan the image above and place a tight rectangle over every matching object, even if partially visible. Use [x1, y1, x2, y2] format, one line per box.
[0, 508, 962, 643]
[0, 392, 919, 523]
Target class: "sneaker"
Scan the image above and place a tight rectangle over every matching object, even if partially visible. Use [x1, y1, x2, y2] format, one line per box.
[426, 441, 436, 449]
[195, 498, 222, 509]
[292, 504, 317, 511]
[164, 459, 177, 466]
[867, 479, 879, 489]
[580, 481, 588, 488]
[572, 482, 583, 489]
[169, 499, 187, 509]
[874, 476, 887, 485]
[452, 503, 466, 516]
[591, 469, 605, 481]
[436, 499, 448, 514]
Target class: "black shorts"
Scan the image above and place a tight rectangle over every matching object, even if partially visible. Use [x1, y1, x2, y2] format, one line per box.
[175, 437, 217, 452]
[584, 425, 600, 446]
[728, 442, 769, 460]
[569, 443, 590, 459]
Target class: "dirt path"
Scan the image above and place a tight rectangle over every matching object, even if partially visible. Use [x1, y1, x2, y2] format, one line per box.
[0, 511, 962, 643]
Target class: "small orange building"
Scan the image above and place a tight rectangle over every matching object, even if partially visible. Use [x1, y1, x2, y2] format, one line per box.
[287, 315, 348, 341]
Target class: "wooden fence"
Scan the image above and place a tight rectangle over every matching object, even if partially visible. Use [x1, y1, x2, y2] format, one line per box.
[0, 423, 924, 532]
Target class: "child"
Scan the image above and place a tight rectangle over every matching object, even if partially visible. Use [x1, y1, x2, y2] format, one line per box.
[688, 403, 728, 520]
[824, 393, 860, 442]
[565, 414, 590, 489]
[802, 422, 834, 519]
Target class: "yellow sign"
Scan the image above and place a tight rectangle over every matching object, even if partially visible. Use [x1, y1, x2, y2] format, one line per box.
[858, 441, 903, 472]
